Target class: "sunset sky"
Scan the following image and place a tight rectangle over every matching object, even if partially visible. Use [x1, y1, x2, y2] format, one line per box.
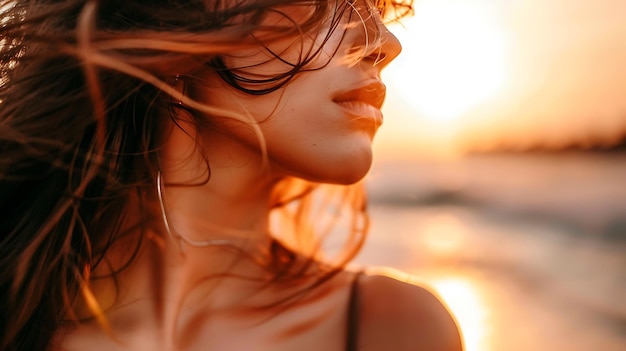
[376, 0, 626, 158]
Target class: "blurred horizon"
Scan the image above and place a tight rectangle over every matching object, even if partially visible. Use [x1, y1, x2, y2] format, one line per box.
[376, 0, 626, 159]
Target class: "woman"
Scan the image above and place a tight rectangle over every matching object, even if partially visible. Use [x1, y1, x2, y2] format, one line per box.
[0, 0, 463, 350]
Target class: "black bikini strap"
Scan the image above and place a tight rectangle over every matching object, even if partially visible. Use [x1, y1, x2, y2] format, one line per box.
[345, 271, 363, 351]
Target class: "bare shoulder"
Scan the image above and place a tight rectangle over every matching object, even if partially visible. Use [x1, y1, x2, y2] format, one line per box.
[354, 268, 464, 351]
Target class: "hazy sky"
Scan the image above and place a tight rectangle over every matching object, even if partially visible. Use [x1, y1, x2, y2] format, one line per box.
[376, 0, 626, 158]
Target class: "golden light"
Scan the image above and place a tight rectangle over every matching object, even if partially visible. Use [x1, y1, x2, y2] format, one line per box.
[432, 276, 490, 351]
[418, 213, 467, 260]
[386, 0, 508, 121]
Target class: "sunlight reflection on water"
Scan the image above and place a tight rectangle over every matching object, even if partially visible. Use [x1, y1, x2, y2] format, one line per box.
[430, 275, 490, 351]
[357, 203, 626, 350]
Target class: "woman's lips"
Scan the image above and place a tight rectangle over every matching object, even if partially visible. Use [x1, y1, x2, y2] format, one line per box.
[335, 100, 383, 124]
[333, 80, 386, 124]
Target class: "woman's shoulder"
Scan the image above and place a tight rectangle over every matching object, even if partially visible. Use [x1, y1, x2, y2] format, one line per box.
[350, 267, 464, 351]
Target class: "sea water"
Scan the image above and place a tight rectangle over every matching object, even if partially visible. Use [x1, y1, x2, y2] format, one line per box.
[356, 151, 626, 351]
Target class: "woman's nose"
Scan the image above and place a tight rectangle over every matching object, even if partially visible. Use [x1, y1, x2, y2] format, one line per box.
[376, 24, 402, 67]
[357, 9, 402, 69]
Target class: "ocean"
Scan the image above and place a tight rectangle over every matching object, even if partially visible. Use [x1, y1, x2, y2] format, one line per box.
[355, 151, 626, 351]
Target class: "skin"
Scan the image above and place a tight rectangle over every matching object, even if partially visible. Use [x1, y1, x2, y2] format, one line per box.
[55, 4, 463, 351]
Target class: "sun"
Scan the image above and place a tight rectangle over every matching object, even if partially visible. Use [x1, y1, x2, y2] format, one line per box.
[385, 0, 508, 121]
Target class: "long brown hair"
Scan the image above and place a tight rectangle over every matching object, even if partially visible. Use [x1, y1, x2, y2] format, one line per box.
[0, 0, 412, 349]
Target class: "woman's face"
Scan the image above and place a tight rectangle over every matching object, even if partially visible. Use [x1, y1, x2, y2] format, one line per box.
[190, 1, 402, 185]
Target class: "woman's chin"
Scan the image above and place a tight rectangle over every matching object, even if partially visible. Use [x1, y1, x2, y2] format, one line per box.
[296, 153, 373, 185]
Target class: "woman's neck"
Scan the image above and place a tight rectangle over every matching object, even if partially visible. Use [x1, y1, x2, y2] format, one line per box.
[78, 130, 286, 345]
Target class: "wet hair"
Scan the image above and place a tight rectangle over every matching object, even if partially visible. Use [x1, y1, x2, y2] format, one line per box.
[0, 0, 412, 349]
